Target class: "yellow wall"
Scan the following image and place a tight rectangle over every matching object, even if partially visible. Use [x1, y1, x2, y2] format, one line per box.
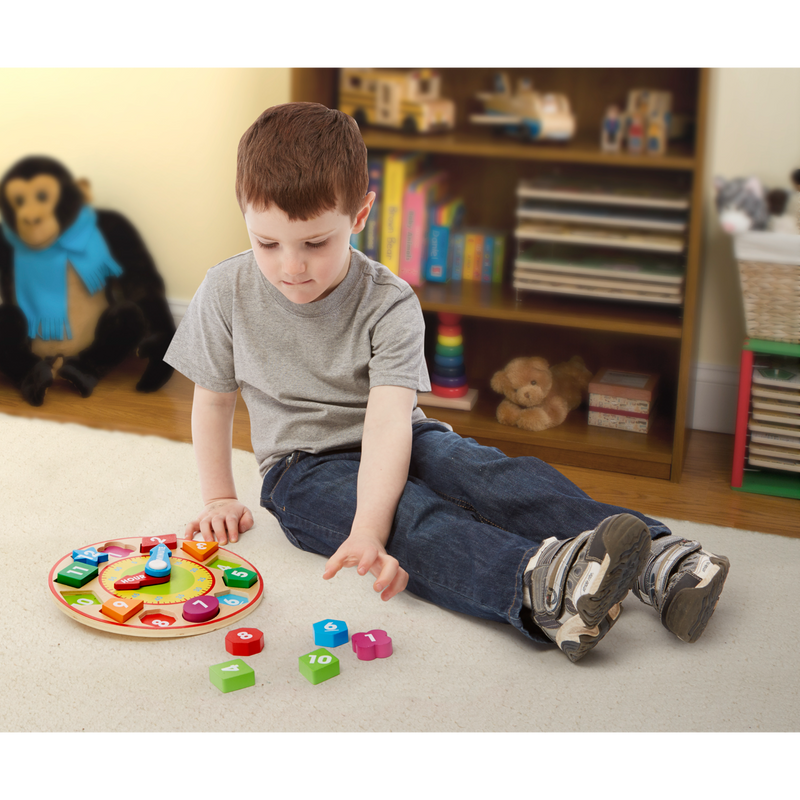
[0, 68, 291, 300]
[1, 68, 798, 372]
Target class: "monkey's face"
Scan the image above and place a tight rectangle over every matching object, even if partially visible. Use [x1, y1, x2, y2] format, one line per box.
[5, 175, 62, 249]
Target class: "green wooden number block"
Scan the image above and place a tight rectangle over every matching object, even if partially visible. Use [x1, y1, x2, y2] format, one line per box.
[55, 561, 99, 588]
[222, 567, 258, 588]
[209, 658, 255, 693]
[299, 648, 340, 685]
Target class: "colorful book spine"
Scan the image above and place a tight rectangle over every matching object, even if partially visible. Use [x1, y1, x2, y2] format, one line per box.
[380, 152, 424, 274]
[463, 232, 484, 281]
[480, 235, 495, 282]
[399, 171, 447, 286]
[363, 156, 383, 260]
[449, 231, 466, 281]
[424, 198, 466, 282]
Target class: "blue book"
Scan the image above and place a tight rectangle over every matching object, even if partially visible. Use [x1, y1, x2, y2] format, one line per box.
[363, 156, 383, 260]
[480, 234, 495, 282]
[449, 232, 466, 281]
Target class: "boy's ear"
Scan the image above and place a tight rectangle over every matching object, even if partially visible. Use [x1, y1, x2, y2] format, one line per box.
[351, 191, 376, 234]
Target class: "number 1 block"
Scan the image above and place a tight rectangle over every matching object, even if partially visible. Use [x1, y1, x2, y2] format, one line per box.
[299, 648, 340, 685]
[209, 658, 255, 693]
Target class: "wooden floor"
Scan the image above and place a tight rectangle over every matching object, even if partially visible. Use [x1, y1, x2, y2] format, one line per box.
[1, 358, 797, 539]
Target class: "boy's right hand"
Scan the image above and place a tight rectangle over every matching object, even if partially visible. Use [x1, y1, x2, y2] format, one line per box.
[185, 498, 254, 545]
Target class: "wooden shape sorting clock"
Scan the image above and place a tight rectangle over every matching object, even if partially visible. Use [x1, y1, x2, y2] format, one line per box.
[48, 536, 263, 638]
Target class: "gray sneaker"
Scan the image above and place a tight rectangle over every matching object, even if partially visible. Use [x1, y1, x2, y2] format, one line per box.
[633, 535, 730, 643]
[524, 513, 652, 663]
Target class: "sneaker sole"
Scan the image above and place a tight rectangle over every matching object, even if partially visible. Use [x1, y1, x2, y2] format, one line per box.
[662, 554, 730, 643]
[574, 514, 652, 629]
[559, 602, 622, 664]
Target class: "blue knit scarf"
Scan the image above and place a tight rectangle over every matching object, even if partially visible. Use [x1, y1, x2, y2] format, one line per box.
[1, 206, 123, 340]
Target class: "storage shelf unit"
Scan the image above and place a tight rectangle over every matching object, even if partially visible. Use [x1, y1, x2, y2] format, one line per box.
[291, 68, 710, 481]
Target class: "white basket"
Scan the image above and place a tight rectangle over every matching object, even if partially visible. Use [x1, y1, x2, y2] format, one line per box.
[734, 232, 800, 344]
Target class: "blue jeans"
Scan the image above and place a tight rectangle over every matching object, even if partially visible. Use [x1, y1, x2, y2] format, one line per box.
[260, 421, 671, 644]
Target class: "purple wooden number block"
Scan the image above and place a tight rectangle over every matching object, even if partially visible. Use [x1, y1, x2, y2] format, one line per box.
[182, 596, 220, 623]
[352, 629, 393, 661]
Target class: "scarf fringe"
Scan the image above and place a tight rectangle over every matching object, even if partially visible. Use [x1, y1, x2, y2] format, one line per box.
[31, 316, 73, 342]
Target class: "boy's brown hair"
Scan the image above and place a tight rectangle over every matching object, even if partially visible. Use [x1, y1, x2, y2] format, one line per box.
[236, 102, 369, 220]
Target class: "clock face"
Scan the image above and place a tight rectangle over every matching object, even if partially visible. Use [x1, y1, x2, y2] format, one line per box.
[48, 537, 263, 638]
[99, 556, 215, 605]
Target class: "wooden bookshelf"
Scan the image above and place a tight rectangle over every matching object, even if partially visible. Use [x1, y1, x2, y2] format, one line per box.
[291, 68, 710, 481]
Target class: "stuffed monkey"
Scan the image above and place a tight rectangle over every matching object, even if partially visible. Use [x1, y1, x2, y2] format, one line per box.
[0, 156, 175, 405]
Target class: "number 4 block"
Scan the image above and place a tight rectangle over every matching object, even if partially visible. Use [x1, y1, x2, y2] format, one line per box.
[209, 658, 255, 693]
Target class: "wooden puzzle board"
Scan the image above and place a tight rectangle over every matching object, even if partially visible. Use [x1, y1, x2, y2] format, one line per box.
[48, 536, 263, 638]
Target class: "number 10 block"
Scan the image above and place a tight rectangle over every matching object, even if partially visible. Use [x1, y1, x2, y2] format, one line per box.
[299, 648, 340, 685]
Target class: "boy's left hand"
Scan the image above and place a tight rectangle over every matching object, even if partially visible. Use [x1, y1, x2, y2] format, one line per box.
[323, 531, 408, 601]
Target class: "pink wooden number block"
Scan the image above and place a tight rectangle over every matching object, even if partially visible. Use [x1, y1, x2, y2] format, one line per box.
[182, 596, 220, 623]
[352, 629, 393, 660]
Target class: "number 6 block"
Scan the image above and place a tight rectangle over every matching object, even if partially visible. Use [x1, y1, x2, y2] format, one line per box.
[299, 648, 340, 685]
[313, 619, 349, 648]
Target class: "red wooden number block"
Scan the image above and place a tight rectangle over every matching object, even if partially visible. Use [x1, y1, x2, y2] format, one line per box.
[141, 534, 178, 554]
[225, 628, 265, 656]
[352, 629, 393, 661]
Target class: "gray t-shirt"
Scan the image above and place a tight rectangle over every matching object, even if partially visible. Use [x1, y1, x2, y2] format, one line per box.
[165, 248, 432, 477]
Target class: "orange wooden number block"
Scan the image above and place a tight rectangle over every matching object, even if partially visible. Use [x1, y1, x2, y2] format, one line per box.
[101, 596, 145, 623]
[181, 540, 219, 561]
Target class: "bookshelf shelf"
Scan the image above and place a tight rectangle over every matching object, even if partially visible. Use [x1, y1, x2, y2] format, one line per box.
[291, 68, 710, 482]
[414, 282, 683, 339]
[360, 128, 697, 170]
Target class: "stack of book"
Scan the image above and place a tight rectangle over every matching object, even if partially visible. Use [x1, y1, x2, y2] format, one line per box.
[747, 360, 800, 474]
[349, 151, 506, 286]
[588, 369, 659, 434]
[513, 177, 689, 306]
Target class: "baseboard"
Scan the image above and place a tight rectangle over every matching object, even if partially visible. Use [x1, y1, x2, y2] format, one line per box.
[166, 300, 741, 434]
[687, 362, 740, 434]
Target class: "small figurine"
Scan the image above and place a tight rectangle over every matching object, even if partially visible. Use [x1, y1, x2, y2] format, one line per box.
[624, 89, 672, 156]
[339, 68, 455, 134]
[601, 104, 622, 152]
[646, 110, 668, 156]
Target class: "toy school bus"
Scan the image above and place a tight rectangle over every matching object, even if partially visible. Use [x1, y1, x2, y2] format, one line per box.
[338, 68, 456, 134]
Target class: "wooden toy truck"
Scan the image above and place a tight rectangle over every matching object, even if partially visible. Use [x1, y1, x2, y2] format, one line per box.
[339, 68, 456, 134]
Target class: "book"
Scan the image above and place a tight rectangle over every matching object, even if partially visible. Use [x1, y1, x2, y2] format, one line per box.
[363, 156, 384, 260]
[462, 231, 484, 281]
[517, 177, 690, 210]
[492, 234, 506, 284]
[449, 231, 466, 281]
[399, 171, 447, 286]
[424, 197, 465, 283]
[515, 221, 685, 253]
[516, 201, 688, 232]
[380, 152, 424, 274]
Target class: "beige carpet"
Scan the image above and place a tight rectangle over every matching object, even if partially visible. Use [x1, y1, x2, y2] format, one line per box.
[1, 412, 797, 733]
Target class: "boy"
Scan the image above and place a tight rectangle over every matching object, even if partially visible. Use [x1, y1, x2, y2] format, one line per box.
[165, 103, 730, 663]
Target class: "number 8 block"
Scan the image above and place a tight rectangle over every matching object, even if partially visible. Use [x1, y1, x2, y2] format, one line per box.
[225, 627, 265, 656]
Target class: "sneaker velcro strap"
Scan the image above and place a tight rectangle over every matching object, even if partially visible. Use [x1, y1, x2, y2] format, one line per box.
[653, 540, 701, 609]
[635, 535, 688, 606]
[539, 531, 591, 615]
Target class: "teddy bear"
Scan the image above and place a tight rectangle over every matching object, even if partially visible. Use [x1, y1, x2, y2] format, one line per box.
[490, 355, 592, 432]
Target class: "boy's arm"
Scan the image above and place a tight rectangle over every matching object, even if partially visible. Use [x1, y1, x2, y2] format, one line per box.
[186, 384, 254, 545]
[322, 384, 416, 601]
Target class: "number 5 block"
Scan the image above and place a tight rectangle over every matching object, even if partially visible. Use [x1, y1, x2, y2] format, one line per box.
[209, 658, 255, 693]
[299, 648, 339, 685]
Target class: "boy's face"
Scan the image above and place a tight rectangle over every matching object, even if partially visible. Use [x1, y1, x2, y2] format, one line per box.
[244, 193, 374, 305]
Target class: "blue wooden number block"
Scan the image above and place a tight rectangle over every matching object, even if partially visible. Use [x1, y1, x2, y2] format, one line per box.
[313, 619, 349, 648]
[72, 547, 109, 567]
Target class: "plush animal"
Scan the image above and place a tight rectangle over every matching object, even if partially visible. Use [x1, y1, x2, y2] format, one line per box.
[0, 156, 175, 405]
[713, 176, 770, 234]
[490, 355, 592, 432]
